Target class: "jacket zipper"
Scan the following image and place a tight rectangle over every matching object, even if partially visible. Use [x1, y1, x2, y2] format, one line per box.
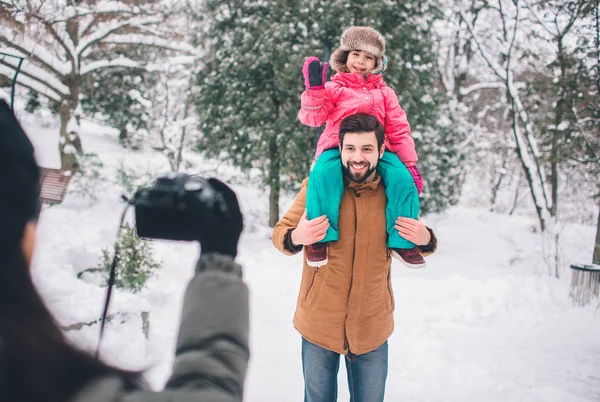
[305, 267, 319, 302]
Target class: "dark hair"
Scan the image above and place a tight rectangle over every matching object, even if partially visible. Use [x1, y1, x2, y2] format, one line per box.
[339, 113, 385, 150]
[0, 101, 139, 402]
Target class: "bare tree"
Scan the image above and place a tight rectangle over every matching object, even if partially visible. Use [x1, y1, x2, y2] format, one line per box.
[459, 0, 563, 276]
[0, 0, 194, 171]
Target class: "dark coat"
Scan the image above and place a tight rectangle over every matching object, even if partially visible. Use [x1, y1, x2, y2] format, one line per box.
[70, 253, 249, 402]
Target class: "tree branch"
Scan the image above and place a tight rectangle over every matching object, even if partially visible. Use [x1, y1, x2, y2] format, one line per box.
[99, 34, 197, 54]
[76, 15, 162, 57]
[0, 35, 68, 78]
[80, 58, 145, 76]
[28, 15, 77, 70]
[0, 58, 67, 97]
[0, 65, 61, 101]
[460, 81, 506, 96]
[522, 0, 557, 36]
[459, 2, 507, 80]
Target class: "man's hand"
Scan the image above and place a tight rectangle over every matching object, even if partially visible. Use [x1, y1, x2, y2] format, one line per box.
[394, 217, 430, 246]
[290, 211, 330, 246]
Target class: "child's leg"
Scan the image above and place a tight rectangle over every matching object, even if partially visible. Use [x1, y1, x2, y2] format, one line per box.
[306, 149, 344, 243]
[377, 151, 420, 249]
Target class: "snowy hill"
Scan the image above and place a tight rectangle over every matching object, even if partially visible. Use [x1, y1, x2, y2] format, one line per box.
[22, 114, 600, 401]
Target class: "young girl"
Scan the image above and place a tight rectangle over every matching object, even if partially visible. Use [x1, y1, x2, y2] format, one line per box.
[299, 26, 425, 269]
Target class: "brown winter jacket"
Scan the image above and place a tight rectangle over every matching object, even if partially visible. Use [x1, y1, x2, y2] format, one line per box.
[272, 176, 437, 356]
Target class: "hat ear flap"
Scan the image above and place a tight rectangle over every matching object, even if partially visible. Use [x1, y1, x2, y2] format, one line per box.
[330, 49, 350, 73]
[372, 55, 387, 75]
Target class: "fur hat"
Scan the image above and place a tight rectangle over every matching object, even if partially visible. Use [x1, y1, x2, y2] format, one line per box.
[329, 26, 387, 74]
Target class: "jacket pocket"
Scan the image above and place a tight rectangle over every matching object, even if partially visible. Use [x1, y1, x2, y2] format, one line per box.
[302, 267, 324, 310]
[385, 270, 395, 312]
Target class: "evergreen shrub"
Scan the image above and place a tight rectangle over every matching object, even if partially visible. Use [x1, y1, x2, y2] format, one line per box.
[97, 223, 161, 293]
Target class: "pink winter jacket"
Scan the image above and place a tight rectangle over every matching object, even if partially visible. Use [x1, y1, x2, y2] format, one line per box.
[298, 72, 417, 165]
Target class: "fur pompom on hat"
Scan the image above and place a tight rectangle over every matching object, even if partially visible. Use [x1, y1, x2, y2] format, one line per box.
[330, 26, 387, 74]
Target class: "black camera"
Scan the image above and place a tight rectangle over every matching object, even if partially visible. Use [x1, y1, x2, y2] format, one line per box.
[133, 173, 228, 241]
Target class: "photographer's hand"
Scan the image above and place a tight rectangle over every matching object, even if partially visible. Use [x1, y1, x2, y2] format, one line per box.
[195, 178, 243, 258]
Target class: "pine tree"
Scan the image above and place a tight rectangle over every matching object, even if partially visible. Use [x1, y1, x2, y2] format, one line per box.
[80, 69, 154, 149]
[193, 0, 314, 226]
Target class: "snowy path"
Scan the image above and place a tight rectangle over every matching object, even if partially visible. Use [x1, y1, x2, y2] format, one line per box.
[33, 181, 600, 402]
[239, 221, 600, 402]
[24, 118, 599, 401]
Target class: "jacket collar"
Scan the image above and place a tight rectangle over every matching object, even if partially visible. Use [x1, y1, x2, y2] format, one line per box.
[346, 173, 382, 191]
[332, 72, 385, 89]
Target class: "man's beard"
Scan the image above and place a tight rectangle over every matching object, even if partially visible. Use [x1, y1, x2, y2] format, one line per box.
[342, 161, 377, 183]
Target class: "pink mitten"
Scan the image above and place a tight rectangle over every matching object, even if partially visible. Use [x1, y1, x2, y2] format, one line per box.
[302, 57, 328, 90]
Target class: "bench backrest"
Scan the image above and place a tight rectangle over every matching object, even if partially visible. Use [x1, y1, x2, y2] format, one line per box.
[40, 167, 72, 205]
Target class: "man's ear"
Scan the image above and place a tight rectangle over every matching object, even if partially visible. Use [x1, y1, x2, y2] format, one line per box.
[379, 144, 385, 158]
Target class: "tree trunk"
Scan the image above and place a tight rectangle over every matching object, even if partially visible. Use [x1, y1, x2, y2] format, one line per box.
[490, 159, 507, 212]
[58, 101, 78, 172]
[175, 95, 191, 171]
[594, 203, 600, 265]
[595, 2, 600, 266]
[268, 136, 280, 227]
[59, 76, 82, 172]
[541, 216, 561, 278]
[550, 36, 568, 218]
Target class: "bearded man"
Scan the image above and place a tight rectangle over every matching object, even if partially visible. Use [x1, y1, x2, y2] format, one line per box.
[272, 113, 438, 402]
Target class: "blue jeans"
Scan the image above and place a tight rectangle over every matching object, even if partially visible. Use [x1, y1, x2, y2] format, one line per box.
[301, 338, 388, 402]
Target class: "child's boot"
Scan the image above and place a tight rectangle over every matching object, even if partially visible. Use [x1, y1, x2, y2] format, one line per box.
[391, 247, 426, 269]
[307, 242, 328, 267]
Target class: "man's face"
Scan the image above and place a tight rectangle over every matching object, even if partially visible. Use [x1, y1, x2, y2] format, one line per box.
[340, 131, 384, 183]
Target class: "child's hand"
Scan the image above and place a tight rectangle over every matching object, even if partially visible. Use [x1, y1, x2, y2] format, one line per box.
[291, 210, 330, 245]
[302, 57, 328, 90]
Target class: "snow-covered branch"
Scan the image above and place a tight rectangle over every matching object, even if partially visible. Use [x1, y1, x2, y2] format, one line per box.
[0, 58, 68, 97]
[76, 15, 163, 57]
[101, 34, 198, 55]
[37, 19, 77, 68]
[80, 57, 143, 76]
[522, 0, 557, 36]
[459, 3, 507, 80]
[459, 81, 506, 96]
[0, 33, 70, 77]
[0, 64, 61, 101]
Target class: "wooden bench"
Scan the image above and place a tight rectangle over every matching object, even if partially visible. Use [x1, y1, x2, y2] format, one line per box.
[40, 167, 72, 205]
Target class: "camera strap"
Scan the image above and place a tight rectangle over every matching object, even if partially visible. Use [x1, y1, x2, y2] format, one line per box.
[95, 199, 132, 358]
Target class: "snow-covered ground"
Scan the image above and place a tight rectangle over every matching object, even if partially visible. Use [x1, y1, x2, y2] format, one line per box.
[21, 113, 600, 401]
